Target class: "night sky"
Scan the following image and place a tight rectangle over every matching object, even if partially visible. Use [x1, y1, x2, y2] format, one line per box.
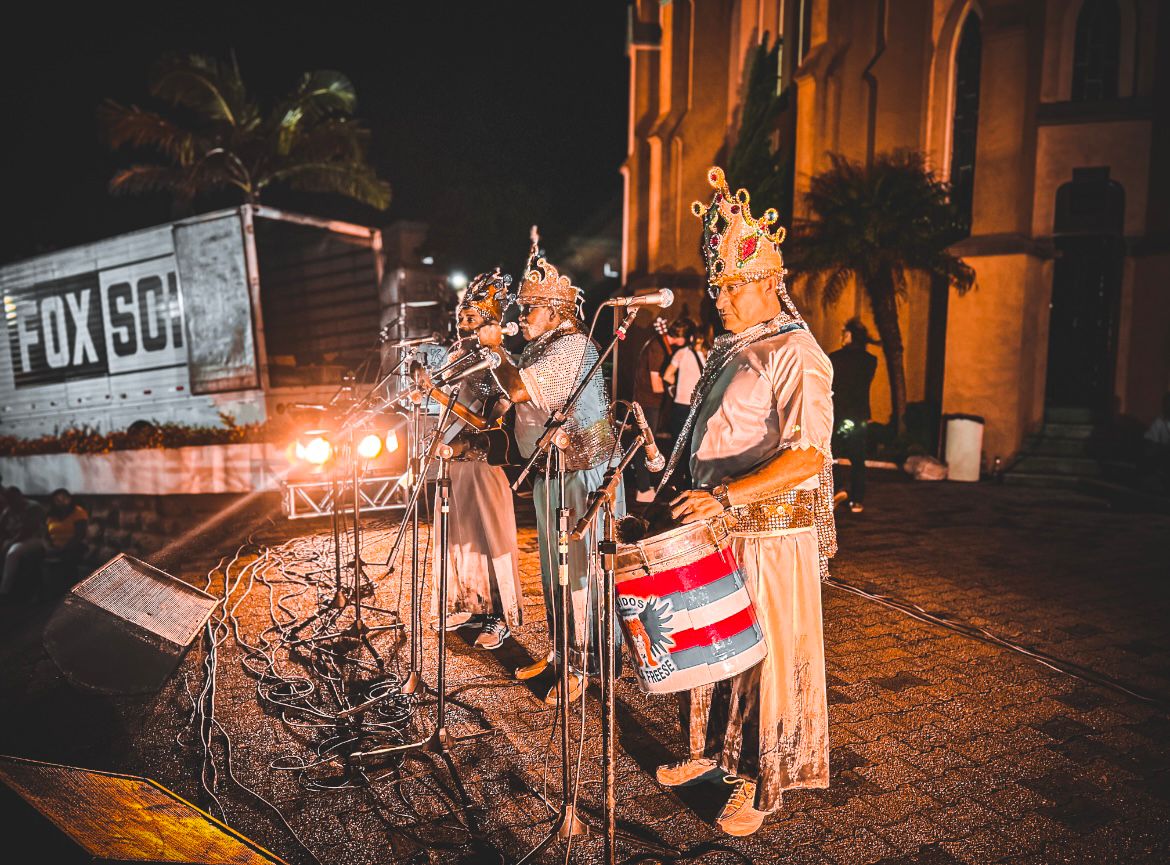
[1, 3, 630, 273]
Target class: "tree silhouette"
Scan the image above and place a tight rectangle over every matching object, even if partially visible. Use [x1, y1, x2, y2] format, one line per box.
[101, 53, 390, 211]
[790, 151, 974, 433]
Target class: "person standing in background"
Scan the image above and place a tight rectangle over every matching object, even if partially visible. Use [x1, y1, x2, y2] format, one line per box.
[662, 318, 705, 449]
[829, 318, 878, 513]
[631, 318, 681, 502]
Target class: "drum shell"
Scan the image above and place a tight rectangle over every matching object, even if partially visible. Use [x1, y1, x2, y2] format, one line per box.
[615, 518, 767, 694]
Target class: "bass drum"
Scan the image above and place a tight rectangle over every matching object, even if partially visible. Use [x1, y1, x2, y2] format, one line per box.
[615, 516, 767, 695]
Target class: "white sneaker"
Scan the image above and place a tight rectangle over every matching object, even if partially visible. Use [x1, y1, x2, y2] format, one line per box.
[716, 777, 767, 836]
[474, 617, 510, 650]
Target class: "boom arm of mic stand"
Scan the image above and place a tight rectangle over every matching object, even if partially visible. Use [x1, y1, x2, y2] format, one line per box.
[570, 434, 646, 540]
[512, 309, 638, 490]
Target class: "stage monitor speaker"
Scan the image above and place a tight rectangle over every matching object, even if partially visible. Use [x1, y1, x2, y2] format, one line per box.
[44, 554, 218, 695]
[0, 755, 288, 864]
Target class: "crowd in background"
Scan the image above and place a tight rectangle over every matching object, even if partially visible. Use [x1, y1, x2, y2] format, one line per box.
[0, 487, 89, 602]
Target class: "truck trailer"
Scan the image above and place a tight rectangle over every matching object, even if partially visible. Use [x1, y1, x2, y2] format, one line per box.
[1, 205, 385, 438]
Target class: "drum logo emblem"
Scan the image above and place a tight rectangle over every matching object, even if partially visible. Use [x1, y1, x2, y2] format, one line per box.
[617, 594, 677, 684]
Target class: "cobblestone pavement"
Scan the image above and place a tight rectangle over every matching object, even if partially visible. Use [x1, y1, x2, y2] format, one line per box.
[1, 475, 1168, 864]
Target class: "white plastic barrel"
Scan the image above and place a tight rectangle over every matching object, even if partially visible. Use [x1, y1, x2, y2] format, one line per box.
[944, 415, 984, 482]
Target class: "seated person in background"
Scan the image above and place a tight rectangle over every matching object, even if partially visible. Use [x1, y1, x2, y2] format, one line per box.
[1, 487, 31, 551]
[0, 494, 48, 601]
[43, 488, 89, 587]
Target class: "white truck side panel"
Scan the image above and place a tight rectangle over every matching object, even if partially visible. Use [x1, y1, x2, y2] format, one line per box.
[1, 211, 266, 437]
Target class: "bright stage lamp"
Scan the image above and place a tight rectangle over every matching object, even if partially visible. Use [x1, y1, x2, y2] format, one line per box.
[301, 435, 333, 466]
[357, 433, 384, 459]
[385, 429, 400, 454]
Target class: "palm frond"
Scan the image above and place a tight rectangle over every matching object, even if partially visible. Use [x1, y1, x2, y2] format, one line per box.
[820, 266, 853, 305]
[108, 164, 187, 196]
[276, 115, 370, 161]
[99, 101, 196, 164]
[150, 53, 249, 126]
[108, 53, 388, 211]
[262, 161, 391, 210]
[270, 70, 358, 153]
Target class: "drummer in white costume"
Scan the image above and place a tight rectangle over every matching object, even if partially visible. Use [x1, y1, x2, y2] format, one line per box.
[656, 167, 836, 836]
[428, 269, 524, 649]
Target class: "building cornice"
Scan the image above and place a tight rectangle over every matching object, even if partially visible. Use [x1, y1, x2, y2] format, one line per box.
[949, 233, 1056, 259]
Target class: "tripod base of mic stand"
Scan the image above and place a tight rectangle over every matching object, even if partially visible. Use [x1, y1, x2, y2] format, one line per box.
[352, 723, 493, 762]
[557, 804, 590, 840]
[401, 670, 425, 695]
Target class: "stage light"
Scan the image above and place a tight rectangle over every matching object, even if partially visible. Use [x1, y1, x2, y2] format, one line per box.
[449, 271, 468, 289]
[357, 432, 384, 459]
[296, 431, 333, 466]
[385, 429, 400, 454]
[421, 255, 435, 265]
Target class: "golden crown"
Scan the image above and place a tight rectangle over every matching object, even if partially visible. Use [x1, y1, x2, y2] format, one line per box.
[692, 166, 787, 291]
[518, 257, 581, 310]
[516, 226, 582, 315]
[459, 267, 513, 322]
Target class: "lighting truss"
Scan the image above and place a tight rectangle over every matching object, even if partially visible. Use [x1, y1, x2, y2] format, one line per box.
[281, 474, 409, 520]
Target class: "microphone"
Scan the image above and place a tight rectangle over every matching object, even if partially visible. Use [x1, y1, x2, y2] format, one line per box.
[433, 351, 501, 388]
[452, 321, 518, 350]
[630, 401, 665, 472]
[603, 289, 674, 310]
[386, 333, 442, 348]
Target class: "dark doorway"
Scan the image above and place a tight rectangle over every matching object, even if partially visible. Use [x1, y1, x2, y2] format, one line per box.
[1046, 168, 1125, 415]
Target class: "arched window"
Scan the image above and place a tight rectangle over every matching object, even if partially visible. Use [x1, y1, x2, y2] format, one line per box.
[949, 13, 981, 236]
[1072, 0, 1121, 102]
[797, 0, 814, 66]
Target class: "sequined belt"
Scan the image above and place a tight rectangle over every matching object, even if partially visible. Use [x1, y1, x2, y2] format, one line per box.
[727, 488, 817, 533]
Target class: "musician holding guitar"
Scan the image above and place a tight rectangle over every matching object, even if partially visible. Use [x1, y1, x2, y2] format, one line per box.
[413, 269, 523, 650]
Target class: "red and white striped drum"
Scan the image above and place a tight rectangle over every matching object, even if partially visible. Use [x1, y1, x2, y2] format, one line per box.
[615, 517, 767, 694]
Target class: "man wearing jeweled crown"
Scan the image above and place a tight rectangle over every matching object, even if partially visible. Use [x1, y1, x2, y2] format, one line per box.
[426, 268, 524, 650]
[475, 228, 624, 706]
[653, 167, 836, 835]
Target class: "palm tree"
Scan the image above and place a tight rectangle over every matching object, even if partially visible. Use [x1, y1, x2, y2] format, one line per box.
[789, 151, 975, 435]
[101, 53, 390, 211]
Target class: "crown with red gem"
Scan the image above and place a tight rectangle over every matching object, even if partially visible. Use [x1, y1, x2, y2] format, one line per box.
[691, 166, 787, 290]
[459, 267, 513, 322]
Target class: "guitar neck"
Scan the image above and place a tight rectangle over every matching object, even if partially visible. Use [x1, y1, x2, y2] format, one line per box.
[426, 387, 493, 431]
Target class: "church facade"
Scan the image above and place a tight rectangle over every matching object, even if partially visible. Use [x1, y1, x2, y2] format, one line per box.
[622, 0, 1168, 465]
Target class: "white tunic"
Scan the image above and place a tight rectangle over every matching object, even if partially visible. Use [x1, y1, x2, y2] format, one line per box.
[685, 326, 833, 810]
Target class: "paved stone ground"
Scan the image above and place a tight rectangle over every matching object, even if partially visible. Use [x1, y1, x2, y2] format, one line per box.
[1, 475, 1169, 864]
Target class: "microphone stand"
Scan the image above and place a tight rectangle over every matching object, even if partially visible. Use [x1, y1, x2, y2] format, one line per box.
[514, 313, 647, 862]
[570, 434, 648, 865]
[349, 389, 492, 822]
[401, 397, 425, 694]
[513, 439, 591, 865]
